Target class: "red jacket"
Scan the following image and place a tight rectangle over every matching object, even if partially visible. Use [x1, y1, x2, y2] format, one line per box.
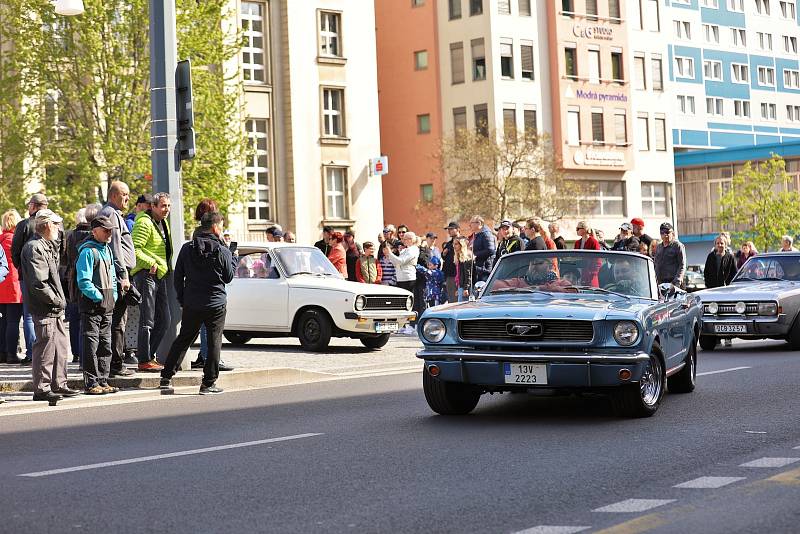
[574, 235, 601, 287]
[0, 229, 21, 303]
[328, 243, 348, 277]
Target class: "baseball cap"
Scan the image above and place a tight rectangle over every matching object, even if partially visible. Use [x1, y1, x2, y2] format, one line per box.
[576, 221, 588, 230]
[273, 229, 284, 238]
[429, 256, 441, 266]
[495, 219, 513, 231]
[425, 232, 437, 239]
[631, 217, 645, 227]
[90, 215, 114, 230]
[29, 193, 48, 206]
[443, 222, 459, 230]
[223, 229, 231, 236]
[135, 193, 154, 205]
[382, 227, 392, 233]
[660, 222, 674, 234]
[619, 222, 633, 231]
[34, 208, 62, 225]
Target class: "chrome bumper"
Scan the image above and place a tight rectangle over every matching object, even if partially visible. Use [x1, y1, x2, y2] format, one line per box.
[416, 348, 650, 364]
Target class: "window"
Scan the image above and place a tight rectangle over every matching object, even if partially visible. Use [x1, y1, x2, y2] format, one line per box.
[701, 0, 719, 6]
[641, 182, 668, 217]
[324, 167, 348, 220]
[654, 116, 666, 151]
[500, 40, 514, 78]
[586, 0, 598, 20]
[644, 0, 660, 31]
[608, 0, 622, 22]
[636, 115, 650, 151]
[420, 184, 434, 203]
[414, 50, 428, 70]
[567, 108, 581, 146]
[757, 32, 773, 51]
[453, 106, 467, 132]
[733, 99, 751, 118]
[449, 0, 462, 19]
[413, 0, 425, 5]
[611, 50, 623, 82]
[784, 35, 798, 54]
[520, 42, 534, 80]
[614, 110, 627, 146]
[564, 45, 578, 80]
[785, 69, 800, 88]
[471, 38, 486, 81]
[474, 104, 488, 136]
[758, 66, 776, 86]
[241, 2, 267, 83]
[417, 114, 431, 134]
[588, 49, 601, 84]
[634, 54, 646, 89]
[578, 181, 625, 216]
[731, 63, 749, 83]
[450, 42, 465, 84]
[651, 56, 663, 90]
[704, 60, 722, 80]
[677, 95, 696, 115]
[498, 0, 511, 14]
[755, 0, 771, 15]
[728, 0, 744, 11]
[523, 108, 537, 138]
[674, 57, 694, 78]
[503, 107, 516, 137]
[245, 119, 270, 222]
[731, 28, 746, 47]
[562, 0, 575, 16]
[761, 102, 777, 120]
[674, 20, 691, 40]
[319, 11, 342, 57]
[322, 88, 344, 137]
[788, 105, 800, 121]
[470, 0, 483, 16]
[703, 23, 719, 44]
[706, 97, 724, 116]
[591, 109, 604, 145]
[519, 0, 532, 16]
[780, 0, 796, 18]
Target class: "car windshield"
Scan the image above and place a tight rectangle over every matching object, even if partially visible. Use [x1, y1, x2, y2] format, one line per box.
[735, 256, 800, 282]
[485, 251, 654, 299]
[273, 247, 342, 278]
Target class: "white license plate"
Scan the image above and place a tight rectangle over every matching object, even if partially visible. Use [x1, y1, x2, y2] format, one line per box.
[376, 322, 399, 333]
[714, 324, 747, 334]
[504, 363, 547, 385]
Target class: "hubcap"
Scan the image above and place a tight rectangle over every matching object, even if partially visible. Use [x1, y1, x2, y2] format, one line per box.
[640, 354, 663, 406]
[304, 319, 320, 342]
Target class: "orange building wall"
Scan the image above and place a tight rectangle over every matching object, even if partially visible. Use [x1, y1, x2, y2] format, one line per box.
[375, 0, 444, 235]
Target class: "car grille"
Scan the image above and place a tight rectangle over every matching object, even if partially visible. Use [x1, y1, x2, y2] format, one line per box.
[364, 296, 409, 311]
[458, 319, 594, 342]
[703, 302, 758, 315]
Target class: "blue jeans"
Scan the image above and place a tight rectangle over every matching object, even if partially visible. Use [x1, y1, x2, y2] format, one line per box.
[457, 287, 469, 302]
[66, 301, 83, 359]
[0, 303, 23, 357]
[20, 281, 36, 358]
[134, 271, 171, 363]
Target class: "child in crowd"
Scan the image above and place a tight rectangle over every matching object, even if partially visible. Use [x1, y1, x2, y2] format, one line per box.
[355, 242, 382, 284]
[416, 255, 445, 307]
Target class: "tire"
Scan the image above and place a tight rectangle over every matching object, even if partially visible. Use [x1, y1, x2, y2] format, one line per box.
[786, 315, 800, 350]
[223, 331, 253, 346]
[297, 309, 333, 352]
[668, 335, 697, 393]
[422, 369, 481, 415]
[360, 334, 390, 350]
[612, 343, 665, 418]
[699, 334, 718, 351]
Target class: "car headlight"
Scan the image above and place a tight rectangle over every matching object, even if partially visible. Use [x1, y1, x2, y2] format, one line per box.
[735, 301, 747, 314]
[613, 321, 639, 346]
[354, 295, 366, 311]
[406, 296, 413, 311]
[758, 302, 778, 316]
[422, 319, 446, 343]
[707, 302, 719, 315]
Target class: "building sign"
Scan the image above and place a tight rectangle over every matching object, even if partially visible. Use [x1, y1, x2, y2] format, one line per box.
[370, 156, 389, 176]
[573, 148, 626, 167]
[572, 24, 614, 40]
[575, 89, 628, 103]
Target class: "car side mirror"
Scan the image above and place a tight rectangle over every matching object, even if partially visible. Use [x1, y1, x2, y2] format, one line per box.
[658, 282, 675, 300]
[474, 281, 486, 297]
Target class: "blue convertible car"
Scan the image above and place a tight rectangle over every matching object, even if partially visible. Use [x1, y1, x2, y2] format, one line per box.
[417, 250, 703, 417]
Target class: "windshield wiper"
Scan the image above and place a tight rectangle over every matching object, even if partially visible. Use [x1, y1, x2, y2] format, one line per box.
[287, 271, 314, 277]
[489, 287, 552, 296]
[733, 276, 754, 281]
[568, 285, 632, 300]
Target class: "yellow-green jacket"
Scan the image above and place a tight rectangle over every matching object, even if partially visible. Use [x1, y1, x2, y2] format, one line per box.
[131, 210, 172, 279]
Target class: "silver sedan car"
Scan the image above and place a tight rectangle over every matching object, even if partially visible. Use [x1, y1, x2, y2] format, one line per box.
[696, 252, 800, 351]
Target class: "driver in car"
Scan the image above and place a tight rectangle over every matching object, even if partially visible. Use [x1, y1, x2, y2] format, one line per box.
[604, 258, 643, 296]
[492, 257, 563, 291]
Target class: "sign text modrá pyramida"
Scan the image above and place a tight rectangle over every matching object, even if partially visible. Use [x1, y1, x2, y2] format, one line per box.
[575, 89, 628, 103]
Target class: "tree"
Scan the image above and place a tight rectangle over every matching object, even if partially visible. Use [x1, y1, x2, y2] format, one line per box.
[436, 127, 581, 224]
[717, 154, 800, 253]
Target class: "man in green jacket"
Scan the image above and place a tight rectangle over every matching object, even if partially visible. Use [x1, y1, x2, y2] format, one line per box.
[131, 192, 173, 371]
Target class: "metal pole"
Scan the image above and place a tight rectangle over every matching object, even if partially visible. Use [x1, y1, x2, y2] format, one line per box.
[150, 0, 188, 368]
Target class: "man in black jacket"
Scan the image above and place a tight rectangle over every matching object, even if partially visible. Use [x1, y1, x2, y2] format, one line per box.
[704, 235, 736, 289]
[160, 212, 236, 394]
[494, 220, 523, 264]
[440, 222, 460, 303]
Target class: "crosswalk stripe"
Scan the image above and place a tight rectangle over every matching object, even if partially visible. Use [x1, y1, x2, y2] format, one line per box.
[740, 457, 800, 468]
[674, 476, 746, 488]
[592, 499, 675, 513]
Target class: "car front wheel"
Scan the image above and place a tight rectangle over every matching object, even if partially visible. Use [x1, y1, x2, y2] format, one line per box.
[668, 335, 697, 393]
[422, 369, 480, 415]
[786, 315, 800, 350]
[297, 309, 333, 352]
[612, 344, 665, 418]
[360, 334, 390, 350]
[223, 331, 253, 346]
[699, 334, 718, 351]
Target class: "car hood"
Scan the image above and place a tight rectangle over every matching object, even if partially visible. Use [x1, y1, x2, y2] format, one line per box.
[426, 294, 654, 321]
[697, 280, 800, 301]
[287, 275, 412, 295]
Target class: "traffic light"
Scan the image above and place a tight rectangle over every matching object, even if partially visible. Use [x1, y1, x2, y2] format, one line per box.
[176, 59, 195, 162]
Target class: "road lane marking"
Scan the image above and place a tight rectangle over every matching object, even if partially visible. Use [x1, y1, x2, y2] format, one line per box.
[591, 513, 668, 534]
[514, 527, 590, 534]
[674, 476, 746, 489]
[696, 366, 751, 377]
[18, 433, 323, 478]
[793, 446, 800, 450]
[592, 499, 675, 513]
[739, 457, 800, 468]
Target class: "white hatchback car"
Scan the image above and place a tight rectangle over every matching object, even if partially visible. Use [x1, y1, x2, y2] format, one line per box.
[224, 242, 416, 351]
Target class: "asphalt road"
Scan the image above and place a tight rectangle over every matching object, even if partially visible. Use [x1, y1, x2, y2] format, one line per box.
[0, 340, 798, 534]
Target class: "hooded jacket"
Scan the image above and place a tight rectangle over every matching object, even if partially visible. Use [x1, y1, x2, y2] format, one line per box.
[174, 231, 236, 310]
[76, 238, 118, 313]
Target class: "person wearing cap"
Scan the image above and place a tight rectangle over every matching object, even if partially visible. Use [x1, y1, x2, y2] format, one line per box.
[654, 222, 686, 287]
[425, 232, 441, 261]
[20, 209, 81, 402]
[440, 222, 461, 303]
[416, 255, 445, 307]
[468, 216, 496, 283]
[630, 218, 652, 247]
[494, 220, 524, 265]
[377, 225, 396, 260]
[315, 226, 333, 256]
[76, 215, 119, 395]
[612, 222, 641, 252]
[125, 193, 154, 232]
